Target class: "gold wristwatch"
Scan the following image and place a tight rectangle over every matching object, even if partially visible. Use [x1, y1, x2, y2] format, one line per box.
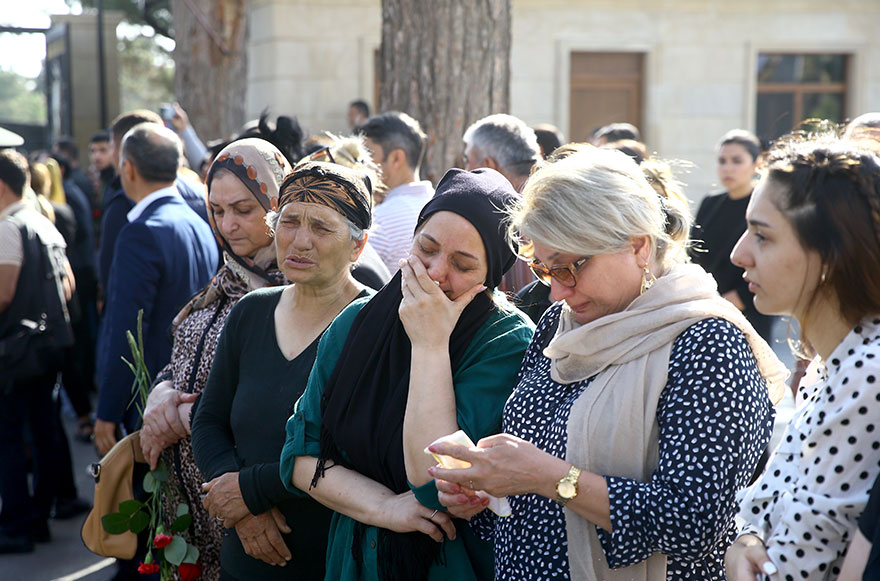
[555, 465, 581, 506]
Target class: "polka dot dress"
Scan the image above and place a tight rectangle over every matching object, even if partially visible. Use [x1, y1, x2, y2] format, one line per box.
[738, 317, 880, 580]
[472, 303, 774, 580]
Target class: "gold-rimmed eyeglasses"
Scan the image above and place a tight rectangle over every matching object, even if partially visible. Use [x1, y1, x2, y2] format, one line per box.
[528, 256, 591, 288]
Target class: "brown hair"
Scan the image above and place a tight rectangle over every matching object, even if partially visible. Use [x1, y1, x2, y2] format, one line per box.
[764, 135, 880, 345]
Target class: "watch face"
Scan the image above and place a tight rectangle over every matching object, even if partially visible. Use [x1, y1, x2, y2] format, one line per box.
[558, 480, 576, 499]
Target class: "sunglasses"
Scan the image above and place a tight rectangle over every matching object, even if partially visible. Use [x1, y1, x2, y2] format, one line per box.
[309, 145, 336, 164]
[528, 256, 591, 288]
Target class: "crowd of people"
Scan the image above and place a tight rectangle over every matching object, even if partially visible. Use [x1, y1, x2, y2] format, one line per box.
[1, 101, 879, 581]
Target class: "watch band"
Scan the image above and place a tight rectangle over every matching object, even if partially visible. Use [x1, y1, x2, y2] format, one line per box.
[555, 465, 581, 506]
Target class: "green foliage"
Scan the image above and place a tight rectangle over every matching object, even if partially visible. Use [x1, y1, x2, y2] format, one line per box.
[101, 512, 131, 535]
[183, 544, 200, 565]
[170, 513, 192, 533]
[118, 499, 145, 516]
[129, 510, 151, 533]
[143, 471, 157, 493]
[164, 535, 187, 566]
[102, 310, 200, 578]
[117, 33, 175, 115]
[0, 69, 47, 124]
[68, 0, 174, 39]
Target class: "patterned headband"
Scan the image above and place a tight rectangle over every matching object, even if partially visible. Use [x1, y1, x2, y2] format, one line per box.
[277, 162, 372, 230]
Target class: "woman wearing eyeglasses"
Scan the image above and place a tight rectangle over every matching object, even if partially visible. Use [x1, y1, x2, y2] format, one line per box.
[429, 148, 788, 580]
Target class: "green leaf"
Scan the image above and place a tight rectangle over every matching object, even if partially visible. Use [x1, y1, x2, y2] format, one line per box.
[170, 514, 192, 533]
[101, 513, 130, 535]
[176, 503, 189, 517]
[143, 472, 157, 493]
[164, 535, 187, 566]
[182, 543, 200, 564]
[151, 464, 169, 483]
[129, 510, 150, 534]
[118, 499, 145, 516]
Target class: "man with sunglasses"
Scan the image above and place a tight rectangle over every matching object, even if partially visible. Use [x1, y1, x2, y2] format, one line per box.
[356, 112, 433, 273]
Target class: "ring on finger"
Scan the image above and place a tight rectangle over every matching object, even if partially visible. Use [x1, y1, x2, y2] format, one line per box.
[429, 509, 438, 520]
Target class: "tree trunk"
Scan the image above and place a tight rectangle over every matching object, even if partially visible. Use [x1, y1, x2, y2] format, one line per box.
[171, 0, 247, 141]
[379, 0, 511, 183]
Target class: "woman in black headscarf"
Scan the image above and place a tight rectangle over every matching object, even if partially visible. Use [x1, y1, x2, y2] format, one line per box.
[280, 168, 534, 580]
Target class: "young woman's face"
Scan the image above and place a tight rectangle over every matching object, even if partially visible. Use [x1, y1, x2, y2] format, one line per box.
[209, 172, 271, 258]
[717, 143, 758, 194]
[409, 211, 488, 301]
[274, 201, 363, 286]
[731, 177, 823, 319]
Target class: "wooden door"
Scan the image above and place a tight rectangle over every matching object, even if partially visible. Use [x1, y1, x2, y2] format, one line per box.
[569, 52, 643, 143]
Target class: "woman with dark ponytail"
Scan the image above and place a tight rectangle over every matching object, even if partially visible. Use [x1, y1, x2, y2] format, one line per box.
[727, 134, 880, 580]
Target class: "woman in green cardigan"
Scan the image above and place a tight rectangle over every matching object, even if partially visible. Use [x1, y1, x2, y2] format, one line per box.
[280, 168, 534, 580]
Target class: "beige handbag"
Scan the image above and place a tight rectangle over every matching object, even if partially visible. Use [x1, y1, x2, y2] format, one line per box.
[81, 431, 148, 559]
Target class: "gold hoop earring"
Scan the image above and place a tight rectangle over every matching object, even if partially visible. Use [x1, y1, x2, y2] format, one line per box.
[640, 265, 656, 295]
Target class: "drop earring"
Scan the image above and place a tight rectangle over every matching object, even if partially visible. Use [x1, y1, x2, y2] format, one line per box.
[640, 265, 656, 295]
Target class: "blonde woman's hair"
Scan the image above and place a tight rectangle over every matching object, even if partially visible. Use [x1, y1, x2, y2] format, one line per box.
[639, 159, 692, 263]
[297, 133, 386, 200]
[510, 148, 690, 266]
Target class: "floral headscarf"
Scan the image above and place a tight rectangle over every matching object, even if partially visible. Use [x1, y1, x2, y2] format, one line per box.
[174, 138, 291, 324]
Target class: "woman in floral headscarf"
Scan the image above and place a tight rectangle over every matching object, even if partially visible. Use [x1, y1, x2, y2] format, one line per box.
[139, 138, 292, 580]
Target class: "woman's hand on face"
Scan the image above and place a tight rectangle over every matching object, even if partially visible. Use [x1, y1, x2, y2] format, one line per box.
[724, 534, 778, 581]
[235, 508, 292, 566]
[377, 490, 457, 543]
[201, 472, 250, 529]
[435, 478, 490, 521]
[398, 255, 486, 348]
[428, 434, 559, 498]
[140, 381, 198, 469]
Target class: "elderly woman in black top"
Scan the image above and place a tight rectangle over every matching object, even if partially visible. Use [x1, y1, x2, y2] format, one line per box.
[190, 162, 373, 580]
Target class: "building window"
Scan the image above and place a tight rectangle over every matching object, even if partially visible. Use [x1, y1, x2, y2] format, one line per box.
[756, 53, 848, 141]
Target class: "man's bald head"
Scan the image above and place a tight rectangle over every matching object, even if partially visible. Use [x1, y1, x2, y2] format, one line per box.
[121, 123, 182, 184]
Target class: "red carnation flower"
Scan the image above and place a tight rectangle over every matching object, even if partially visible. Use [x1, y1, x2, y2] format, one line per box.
[152, 533, 173, 549]
[137, 561, 160, 575]
[179, 561, 204, 581]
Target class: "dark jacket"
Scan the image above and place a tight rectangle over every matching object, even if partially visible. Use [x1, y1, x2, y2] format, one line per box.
[96, 191, 218, 429]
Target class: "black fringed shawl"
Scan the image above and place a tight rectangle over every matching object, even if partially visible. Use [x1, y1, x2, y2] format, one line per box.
[312, 168, 518, 580]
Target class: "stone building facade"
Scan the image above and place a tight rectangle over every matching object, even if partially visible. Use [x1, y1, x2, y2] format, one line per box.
[245, 0, 880, 199]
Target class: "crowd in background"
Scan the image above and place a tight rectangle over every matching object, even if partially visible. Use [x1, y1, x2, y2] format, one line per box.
[1, 101, 879, 581]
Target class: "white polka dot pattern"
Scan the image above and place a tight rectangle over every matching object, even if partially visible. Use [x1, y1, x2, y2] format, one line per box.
[472, 304, 774, 580]
[738, 317, 880, 581]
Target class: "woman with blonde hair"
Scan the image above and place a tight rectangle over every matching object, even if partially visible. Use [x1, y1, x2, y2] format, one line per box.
[431, 148, 787, 580]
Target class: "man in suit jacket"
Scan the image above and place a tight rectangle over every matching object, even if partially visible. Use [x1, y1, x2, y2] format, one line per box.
[94, 123, 218, 455]
[98, 110, 212, 294]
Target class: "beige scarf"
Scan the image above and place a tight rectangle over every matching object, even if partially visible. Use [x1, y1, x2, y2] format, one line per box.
[544, 262, 787, 581]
